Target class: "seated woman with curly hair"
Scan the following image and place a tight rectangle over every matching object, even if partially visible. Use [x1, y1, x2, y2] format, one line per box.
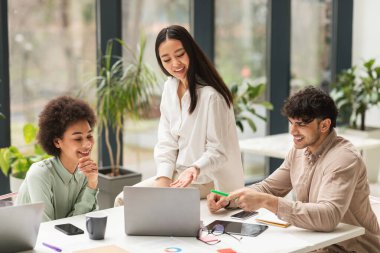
[16, 96, 98, 221]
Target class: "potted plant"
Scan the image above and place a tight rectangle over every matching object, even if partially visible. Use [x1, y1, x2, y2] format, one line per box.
[230, 80, 273, 133]
[330, 58, 380, 131]
[0, 123, 50, 192]
[330, 59, 380, 182]
[84, 36, 157, 208]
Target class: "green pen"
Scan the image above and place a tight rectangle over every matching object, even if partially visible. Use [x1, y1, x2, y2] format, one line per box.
[211, 189, 229, 197]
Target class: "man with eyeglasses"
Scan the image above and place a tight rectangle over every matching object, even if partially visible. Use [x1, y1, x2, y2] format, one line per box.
[208, 86, 380, 252]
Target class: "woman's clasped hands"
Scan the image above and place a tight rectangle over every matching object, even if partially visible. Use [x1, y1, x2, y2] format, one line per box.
[78, 156, 98, 189]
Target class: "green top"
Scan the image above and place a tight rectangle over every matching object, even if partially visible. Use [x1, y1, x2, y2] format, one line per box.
[16, 156, 98, 221]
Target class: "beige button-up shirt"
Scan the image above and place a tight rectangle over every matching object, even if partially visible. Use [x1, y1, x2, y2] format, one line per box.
[251, 130, 380, 252]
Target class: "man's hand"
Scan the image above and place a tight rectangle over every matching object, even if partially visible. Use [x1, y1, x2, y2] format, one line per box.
[222, 188, 278, 214]
[170, 167, 199, 188]
[78, 156, 98, 189]
[207, 193, 230, 213]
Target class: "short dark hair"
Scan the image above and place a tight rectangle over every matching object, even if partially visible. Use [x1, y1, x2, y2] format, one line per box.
[281, 86, 338, 131]
[37, 96, 96, 156]
[155, 25, 232, 113]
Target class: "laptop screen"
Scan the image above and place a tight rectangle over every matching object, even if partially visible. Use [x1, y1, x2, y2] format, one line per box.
[0, 202, 44, 253]
[124, 187, 200, 237]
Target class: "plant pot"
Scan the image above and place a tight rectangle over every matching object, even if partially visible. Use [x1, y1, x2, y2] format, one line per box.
[97, 166, 142, 209]
[10, 174, 24, 193]
[9, 174, 24, 203]
[338, 127, 380, 183]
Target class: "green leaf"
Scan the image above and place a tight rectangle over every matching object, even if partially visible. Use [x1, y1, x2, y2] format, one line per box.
[254, 113, 268, 122]
[245, 107, 257, 115]
[229, 80, 272, 133]
[243, 117, 257, 132]
[230, 84, 238, 95]
[11, 158, 29, 176]
[34, 144, 45, 155]
[364, 59, 375, 70]
[260, 101, 274, 110]
[23, 123, 38, 144]
[0, 149, 11, 176]
[236, 121, 244, 132]
[374, 67, 380, 77]
[0, 123, 50, 178]
[8, 146, 21, 156]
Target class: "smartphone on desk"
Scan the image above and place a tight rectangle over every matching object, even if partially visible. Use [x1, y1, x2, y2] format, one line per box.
[231, 210, 258, 220]
[55, 223, 84, 235]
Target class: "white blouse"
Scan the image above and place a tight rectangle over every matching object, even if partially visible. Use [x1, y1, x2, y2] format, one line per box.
[154, 77, 244, 192]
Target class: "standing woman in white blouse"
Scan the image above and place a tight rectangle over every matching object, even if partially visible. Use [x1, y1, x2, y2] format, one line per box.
[114, 25, 244, 206]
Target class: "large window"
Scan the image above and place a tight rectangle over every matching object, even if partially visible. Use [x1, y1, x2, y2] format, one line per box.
[352, 0, 380, 128]
[291, 0, 332, 93]
[121, 0, 190, 179]
[215, 0, 267, 85]
[215, 0, 268, 181]
[8, 0, 96, 150]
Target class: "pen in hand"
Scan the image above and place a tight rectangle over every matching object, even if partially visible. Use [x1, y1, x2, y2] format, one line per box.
[211, 189, 229, 197]
[42, 242, 62, 252]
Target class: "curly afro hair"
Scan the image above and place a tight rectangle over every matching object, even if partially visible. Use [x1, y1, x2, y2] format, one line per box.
[37, 96, 96, 156]
[281, 86, 338, 131]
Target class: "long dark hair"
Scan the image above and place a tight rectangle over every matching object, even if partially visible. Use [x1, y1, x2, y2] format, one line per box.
[155, 25, 232, 113]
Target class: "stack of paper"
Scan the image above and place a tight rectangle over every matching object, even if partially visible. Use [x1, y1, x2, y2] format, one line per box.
[255, 212, 290, 228]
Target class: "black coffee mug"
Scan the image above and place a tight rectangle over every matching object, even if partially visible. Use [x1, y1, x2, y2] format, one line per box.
[85, 212, 107, 240]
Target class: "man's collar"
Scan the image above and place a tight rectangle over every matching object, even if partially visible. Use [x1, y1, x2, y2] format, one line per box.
[304, 129, 337, 163]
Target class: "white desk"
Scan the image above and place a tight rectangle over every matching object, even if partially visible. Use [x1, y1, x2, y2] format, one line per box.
[26, 201, 364, 253]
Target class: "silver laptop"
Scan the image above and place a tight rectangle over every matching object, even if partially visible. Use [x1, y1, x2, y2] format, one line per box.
[0, 202, 44, 253]
[124, 187, 200, 236]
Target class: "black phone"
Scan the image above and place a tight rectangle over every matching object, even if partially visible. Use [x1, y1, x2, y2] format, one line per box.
[54, 223, 84, 235]
[231, 210, 258, 220]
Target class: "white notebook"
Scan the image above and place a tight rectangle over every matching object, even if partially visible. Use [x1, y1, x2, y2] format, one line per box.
[255, 211, 290, 228]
